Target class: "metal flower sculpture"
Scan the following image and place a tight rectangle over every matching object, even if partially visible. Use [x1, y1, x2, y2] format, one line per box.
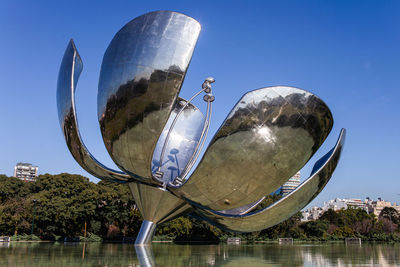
[57, 11, 345, 245]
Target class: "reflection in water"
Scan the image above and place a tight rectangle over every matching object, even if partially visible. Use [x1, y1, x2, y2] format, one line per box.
[135, 245, 155, 267]
[0, 242, 399, 266]
[0, 242, 9, 248]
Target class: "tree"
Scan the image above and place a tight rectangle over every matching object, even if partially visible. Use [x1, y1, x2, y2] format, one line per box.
[0, 173, 142, 240]
[0, 175, 32, 235]
[300, 220, 329, 238]
[30, 173, 99, 239]
[320, 209, 340, 225]
[96, 180, 139, 239]
[0, 175, 30, 202]
[259, 212, 302, 239]
[379, 207, 399, 224]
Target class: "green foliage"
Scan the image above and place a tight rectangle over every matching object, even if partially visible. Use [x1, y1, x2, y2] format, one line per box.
[298, 207, 400, 241]
[0, 175, 32, 236]
[156, 216, 192, 238]
[80, 233, 102, 242]
[300, 220, 329, 237]
[0, 175, 30, 202]
[331, 226, 354, 238]
[380, 207, 399, 224]
[11, 234, 40, 241]
[0, 174, 138, 240]
[0, 174, 399, 242]
[31, 174, 99, 239]
[174, 217, 221, 243]
[319, 209, 340, 224]
[259, 211, 302, 239]
[255, 193, 282, 211]
[96, 180, 141, 238]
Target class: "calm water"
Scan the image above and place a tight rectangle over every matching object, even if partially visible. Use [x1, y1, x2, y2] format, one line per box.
[0, 242, 399, 266]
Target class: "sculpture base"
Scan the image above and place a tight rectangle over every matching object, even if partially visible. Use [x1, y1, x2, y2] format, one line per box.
[135, 220, 157, 245]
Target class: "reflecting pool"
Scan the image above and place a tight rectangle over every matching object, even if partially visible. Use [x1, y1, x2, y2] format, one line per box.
[0, 242, 399, 266]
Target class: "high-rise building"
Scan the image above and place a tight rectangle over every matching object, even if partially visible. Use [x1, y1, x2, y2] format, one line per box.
[281, 171, 300, 196]
[13, 163, 38, 182]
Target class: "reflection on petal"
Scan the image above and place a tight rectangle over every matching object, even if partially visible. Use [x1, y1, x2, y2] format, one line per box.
[193, 129, 346, 232]
[98, 11, 201, 182]
[174, 86, 333, 211]
[151, 98, 204, 184]
[56, 40, 130, 182]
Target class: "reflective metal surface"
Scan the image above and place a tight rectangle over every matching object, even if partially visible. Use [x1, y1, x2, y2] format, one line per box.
[152, 98, 204, 184]
[57, 10, 345, 245]
[56, 40, 130, 182]
[193, 129, 346, 232]
[135, 244, 155, 266]
[135, 220, 157, 245]
[155, 78, 215, 186]
[128, 183, 190, 224]
[174, 86, 333, 211]
[98, 11, 201, 183]
[218, 196, 266, 215]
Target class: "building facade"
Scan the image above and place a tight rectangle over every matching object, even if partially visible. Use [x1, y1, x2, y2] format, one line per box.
[13, 163, 38, 182]
[367, 198, 400, 217]
[302, 197, 400, 221]
[281, 171, 300, 196]
[301, 206, 324, 222]
[323, 198, 368, 212]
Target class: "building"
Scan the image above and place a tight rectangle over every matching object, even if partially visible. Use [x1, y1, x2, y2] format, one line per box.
[301, 197, 400, 221]
[367, 198, 400, 217]
[302, 198, 369, 221]
[281, 172, 300, 196]
[346, 199, 368, 210]
[301, 206, 324, 222]
[13, 163, 38, 182]
[323, 198, 368, 212]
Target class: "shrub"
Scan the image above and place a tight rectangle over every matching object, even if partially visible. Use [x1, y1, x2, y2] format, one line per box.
[11, 234, 40, 241]
[80, 233, 102, 242]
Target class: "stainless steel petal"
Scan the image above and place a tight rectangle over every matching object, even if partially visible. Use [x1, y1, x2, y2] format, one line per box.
[193, 129, 346, 232]
[97, 11, 201, 183]
[218, 197, 266, 215]
[152, 97, 205, 184]
[174, 86, 333, 211]
[56, 40, 130, 182]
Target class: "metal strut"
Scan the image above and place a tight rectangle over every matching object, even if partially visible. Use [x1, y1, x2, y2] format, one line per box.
[154, 77, 215, 187]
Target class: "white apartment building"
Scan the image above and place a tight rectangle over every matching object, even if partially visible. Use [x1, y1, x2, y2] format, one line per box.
[301, 197, 400, 221]
[301, 206, 324, 222]
[323, 198, 368, 212]
[13, 162, 38, 182]
[281, 172, 300, 196]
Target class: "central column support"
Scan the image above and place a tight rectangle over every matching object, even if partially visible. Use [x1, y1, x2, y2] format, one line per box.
[128, 183, 191, 245]
[135, 220, 157, 245]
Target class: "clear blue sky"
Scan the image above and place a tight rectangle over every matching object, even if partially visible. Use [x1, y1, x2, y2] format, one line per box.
[0, 0, 399, 207]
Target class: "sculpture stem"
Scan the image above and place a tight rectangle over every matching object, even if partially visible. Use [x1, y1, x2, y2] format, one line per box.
[135, 220, 157, 245]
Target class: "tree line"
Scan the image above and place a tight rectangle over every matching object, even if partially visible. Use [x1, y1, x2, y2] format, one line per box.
[0, 173, 399, 242]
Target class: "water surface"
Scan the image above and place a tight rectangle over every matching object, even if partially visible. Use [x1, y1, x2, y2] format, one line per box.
[0, 242, 399, 266]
